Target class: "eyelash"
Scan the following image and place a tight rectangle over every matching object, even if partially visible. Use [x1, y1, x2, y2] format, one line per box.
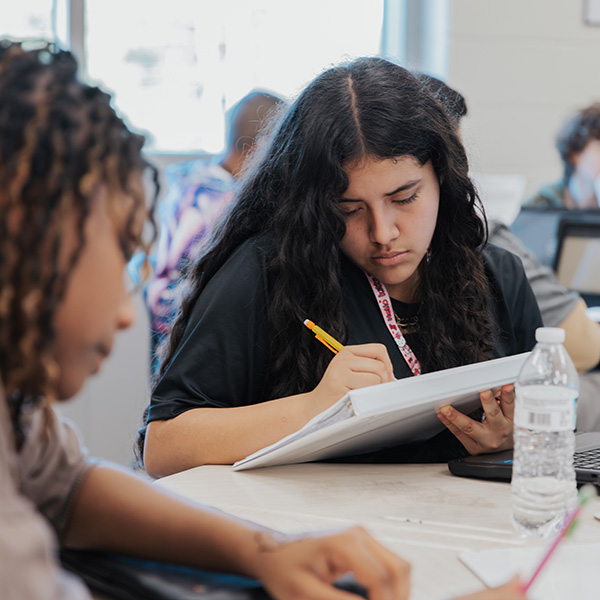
[341, 191, 419, 217]
[342, 207, 361, 217]
[394, 191, 420, 205]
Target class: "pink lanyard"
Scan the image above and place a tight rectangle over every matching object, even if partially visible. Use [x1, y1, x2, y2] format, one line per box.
[365, 273, 422, 376]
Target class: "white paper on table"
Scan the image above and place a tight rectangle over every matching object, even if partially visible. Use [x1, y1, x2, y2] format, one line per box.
[459, 542, 600, 600]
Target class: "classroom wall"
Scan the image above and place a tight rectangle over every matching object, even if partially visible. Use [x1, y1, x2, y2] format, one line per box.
[447, 0, 600, 201]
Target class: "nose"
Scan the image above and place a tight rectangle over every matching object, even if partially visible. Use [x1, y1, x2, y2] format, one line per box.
[116, 292, 136, 331]
[369, 205, 399, 246]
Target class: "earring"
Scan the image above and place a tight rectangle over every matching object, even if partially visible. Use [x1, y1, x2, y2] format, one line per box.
[426, 247, 432, 264]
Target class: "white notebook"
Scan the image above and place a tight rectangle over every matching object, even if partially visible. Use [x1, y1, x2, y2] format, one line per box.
[233, 352, 530, 471]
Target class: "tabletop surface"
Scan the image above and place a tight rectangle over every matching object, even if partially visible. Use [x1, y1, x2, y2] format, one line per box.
[157, 462, 600, 600]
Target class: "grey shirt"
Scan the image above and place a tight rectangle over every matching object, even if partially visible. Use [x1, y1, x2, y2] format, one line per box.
[489, 221, 600, 431]
[489, 220, 579, 327]
[0, 392, 92, 599]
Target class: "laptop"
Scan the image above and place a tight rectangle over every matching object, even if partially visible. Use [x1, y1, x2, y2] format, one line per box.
[553, 218, 600, 307]
[448, 431, 600, 486]
[510, 207, 600, 268]
[510, 208, 571, 267]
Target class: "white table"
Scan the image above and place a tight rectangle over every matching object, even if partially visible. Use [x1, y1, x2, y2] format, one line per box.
[157, 463, 600, 600]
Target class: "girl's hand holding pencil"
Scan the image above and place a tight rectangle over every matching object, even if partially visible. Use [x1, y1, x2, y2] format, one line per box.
[309, 342, 395, 413]
[304, 319, 395, 415]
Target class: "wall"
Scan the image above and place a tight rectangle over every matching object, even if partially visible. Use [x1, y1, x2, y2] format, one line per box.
[448, 0, 600, 200]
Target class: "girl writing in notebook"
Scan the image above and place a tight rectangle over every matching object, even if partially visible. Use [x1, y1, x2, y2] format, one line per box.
[0, 41, 527, 600]
[141, 57, 541, 476]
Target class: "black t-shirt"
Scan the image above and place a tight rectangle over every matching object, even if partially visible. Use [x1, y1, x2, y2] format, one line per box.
[339, 244, 540, 378]
[149, 235, 542, 461]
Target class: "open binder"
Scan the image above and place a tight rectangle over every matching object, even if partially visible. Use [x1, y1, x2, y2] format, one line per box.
[233, 353, 530, 471]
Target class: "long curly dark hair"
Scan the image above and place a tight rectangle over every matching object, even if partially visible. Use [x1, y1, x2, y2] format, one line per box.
[139, 57, 493, 458]
[0, 41, 158, 447]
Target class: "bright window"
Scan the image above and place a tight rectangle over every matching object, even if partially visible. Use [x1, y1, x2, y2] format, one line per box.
[0, 1, 55, 41]
[3, 1, 390, 154]
[85, 0, 384, 153]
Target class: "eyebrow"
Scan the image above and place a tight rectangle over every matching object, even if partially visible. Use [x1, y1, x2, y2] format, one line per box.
[339, 179, 421, 202]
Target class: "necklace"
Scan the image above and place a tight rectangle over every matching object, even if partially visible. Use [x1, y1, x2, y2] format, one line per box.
[364, 272, 421, 376]
[394, 312, 419, 335]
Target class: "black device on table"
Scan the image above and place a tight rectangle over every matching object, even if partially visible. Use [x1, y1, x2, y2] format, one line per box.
[448, 431, 600, 485]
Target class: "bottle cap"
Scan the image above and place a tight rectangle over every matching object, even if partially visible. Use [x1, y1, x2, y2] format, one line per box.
[535, 327, 565, 344]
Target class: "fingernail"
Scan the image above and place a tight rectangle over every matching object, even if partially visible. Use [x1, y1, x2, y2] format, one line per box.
[440, 406, 452, 418]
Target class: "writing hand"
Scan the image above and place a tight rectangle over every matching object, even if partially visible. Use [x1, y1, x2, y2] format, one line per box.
[437, 384, 515, 455]
[307, 344, 395, 417]
[252, 526, 411, 600]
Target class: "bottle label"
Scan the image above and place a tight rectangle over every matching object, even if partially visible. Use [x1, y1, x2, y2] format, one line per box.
[514, 384, 577, 432]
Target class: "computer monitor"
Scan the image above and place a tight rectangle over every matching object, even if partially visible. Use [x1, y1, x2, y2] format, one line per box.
[511, 208, 600, 267]
[554, 218, 600, 306]
[510, 207, 572, 267]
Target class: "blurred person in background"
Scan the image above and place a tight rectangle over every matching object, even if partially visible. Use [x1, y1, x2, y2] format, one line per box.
[525, 103, 600, 209]
[146, 91, 284, 354]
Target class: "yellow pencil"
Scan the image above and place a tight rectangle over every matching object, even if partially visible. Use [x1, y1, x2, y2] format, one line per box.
[304, 319, 344, 354]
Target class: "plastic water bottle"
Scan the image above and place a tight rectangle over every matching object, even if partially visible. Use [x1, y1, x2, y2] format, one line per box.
[510, 327, 579, 537]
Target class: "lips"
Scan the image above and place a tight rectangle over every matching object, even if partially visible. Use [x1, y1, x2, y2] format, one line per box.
[94, 342, 112, 361]
[91, 344, 111, 375]
[371, 251, 409, 266]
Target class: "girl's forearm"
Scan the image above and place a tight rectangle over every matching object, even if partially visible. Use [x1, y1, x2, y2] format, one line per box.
[65, 464, 270, 576]
[143, 393, 315, 477]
